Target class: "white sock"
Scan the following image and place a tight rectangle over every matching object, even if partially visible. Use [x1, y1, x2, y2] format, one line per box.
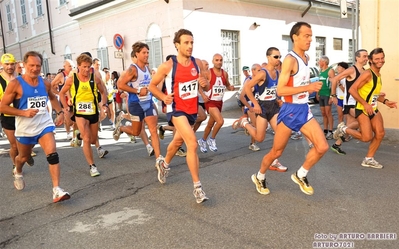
[257, 171, 266, 180]
[297, 166, 308, 178]
[193, 181, 201, 189]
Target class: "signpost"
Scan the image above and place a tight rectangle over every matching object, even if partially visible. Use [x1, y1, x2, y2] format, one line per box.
[113, 34, 125, 70]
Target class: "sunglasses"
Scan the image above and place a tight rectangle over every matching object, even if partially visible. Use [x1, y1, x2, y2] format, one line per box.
[271, 55, 281, 59]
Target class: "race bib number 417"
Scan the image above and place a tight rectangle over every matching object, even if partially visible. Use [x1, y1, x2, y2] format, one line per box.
[179, 80, 198, 100]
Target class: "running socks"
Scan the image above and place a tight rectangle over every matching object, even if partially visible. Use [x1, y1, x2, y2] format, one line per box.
[297, 166, 308, 178]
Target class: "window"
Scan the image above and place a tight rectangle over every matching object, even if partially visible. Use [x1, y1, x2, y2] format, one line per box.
[315, 37, 326, 64]
[42, 52, 49, 75]
[6, 4, 13, 31]
[282, 35, 293, 56]
[333, 38, 343, 50]
[21, 0, 28, 25]
[64, 46, 72, 60]
[97, 36, 109, 69]
[146, 38, 162, 69]
[59, 0, 67, 5]
[221, 30, 239, 85]
[348, 39, 353, 63]
[36, 0, 43, 16]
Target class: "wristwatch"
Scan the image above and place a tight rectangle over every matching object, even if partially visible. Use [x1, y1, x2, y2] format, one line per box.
[137, 87, 142, 94]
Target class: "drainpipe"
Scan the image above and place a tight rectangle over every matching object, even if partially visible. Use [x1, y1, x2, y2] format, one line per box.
[0, 11, 6, 53]
[45, 0, 55, 54]
[301, 0, 312, 17]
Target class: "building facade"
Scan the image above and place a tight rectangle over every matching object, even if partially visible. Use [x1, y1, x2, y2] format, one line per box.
[1, 0, 354, 85]
[360, 0, 399, 139]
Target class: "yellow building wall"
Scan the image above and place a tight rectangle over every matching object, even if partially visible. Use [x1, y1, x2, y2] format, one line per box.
[360, 0, 399, 131]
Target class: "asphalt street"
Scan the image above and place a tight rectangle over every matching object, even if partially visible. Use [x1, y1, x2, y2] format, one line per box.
[0, 103, 398, 249]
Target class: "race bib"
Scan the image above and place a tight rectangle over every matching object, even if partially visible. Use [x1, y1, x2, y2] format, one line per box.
[77, 101, 94, 114]
[210, 85, 226, 101]
[179, 80, 198, 100]
[27, 96, 47, 114]
[137, 84, 151, 102]
[258, 87, 277, 101]
[371, 94, 378, 108]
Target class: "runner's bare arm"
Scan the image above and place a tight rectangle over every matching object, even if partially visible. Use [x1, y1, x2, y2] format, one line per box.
[196, 58, 210, 91]
[117, 66, 138, 94]
[59, 77, 73, 111]
[0, 79, 38, 117]
[149, 61, 173, 103]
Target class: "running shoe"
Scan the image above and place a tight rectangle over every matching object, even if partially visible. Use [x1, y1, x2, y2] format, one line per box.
[269, 159, 288, 172]
[14, 174, 25, 190]
[158, 125, 165, 140]
[113, 112, 124, 141]
[193, 186, 209, 204]
[341, 135, 353, 142]
[53, 187, 71, 203]
[74, 130, 82, 147]
[175, 147, 187, 157]
[248, 143, 260, 151]
[251, 174, 270, 195]
[331, 144, 346, 155]
[207, 138, 218, 152]
[66, 132, 72, 140]
[325, 131, 333, 140]
[361, 158, 383, 169]
[97, 147, 108, 158]
[130, 136, 136, 143]
[147, 145, 155, 157]
[232, 119, 241, 130]
[26, 155, 34, 166]
[90, 165, 101, 177]
[155, 158, 169, 184]
[333, 122, 346, 140]
[291, 172, 314, 195]
[197, 139, 208, 153]
[290, 132, 302, 140]
[31, 151, 37, 157]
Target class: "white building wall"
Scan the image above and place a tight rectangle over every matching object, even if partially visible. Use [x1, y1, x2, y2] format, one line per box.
[184, 1, 353, 71]
[1, 0, 354, 76]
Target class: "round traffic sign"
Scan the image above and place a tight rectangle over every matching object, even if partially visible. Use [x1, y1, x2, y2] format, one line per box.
[113, 34, 124, 50]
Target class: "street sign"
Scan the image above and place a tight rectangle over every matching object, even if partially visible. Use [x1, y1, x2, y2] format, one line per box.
[340, 0, 348, 18]
[114, 51, 123, 59]
[113, 34, 124, 50]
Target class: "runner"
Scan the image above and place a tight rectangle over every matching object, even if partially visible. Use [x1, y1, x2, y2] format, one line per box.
[250, 22, 327, 195]
[149, 29, 210, 203]
[0, 51, 70, 203]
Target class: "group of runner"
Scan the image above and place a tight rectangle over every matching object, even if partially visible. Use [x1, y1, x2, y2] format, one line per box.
[0, 22, 396, 204]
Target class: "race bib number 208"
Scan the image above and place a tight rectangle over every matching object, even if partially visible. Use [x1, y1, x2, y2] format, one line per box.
[27, 96, 47, 114]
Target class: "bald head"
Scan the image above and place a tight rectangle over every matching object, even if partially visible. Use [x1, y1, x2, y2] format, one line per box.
[63, 59, 75, 74]
[212, 53, 223, 69]
[251, 63, 261, 77]
[201, 59, 209, 71]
